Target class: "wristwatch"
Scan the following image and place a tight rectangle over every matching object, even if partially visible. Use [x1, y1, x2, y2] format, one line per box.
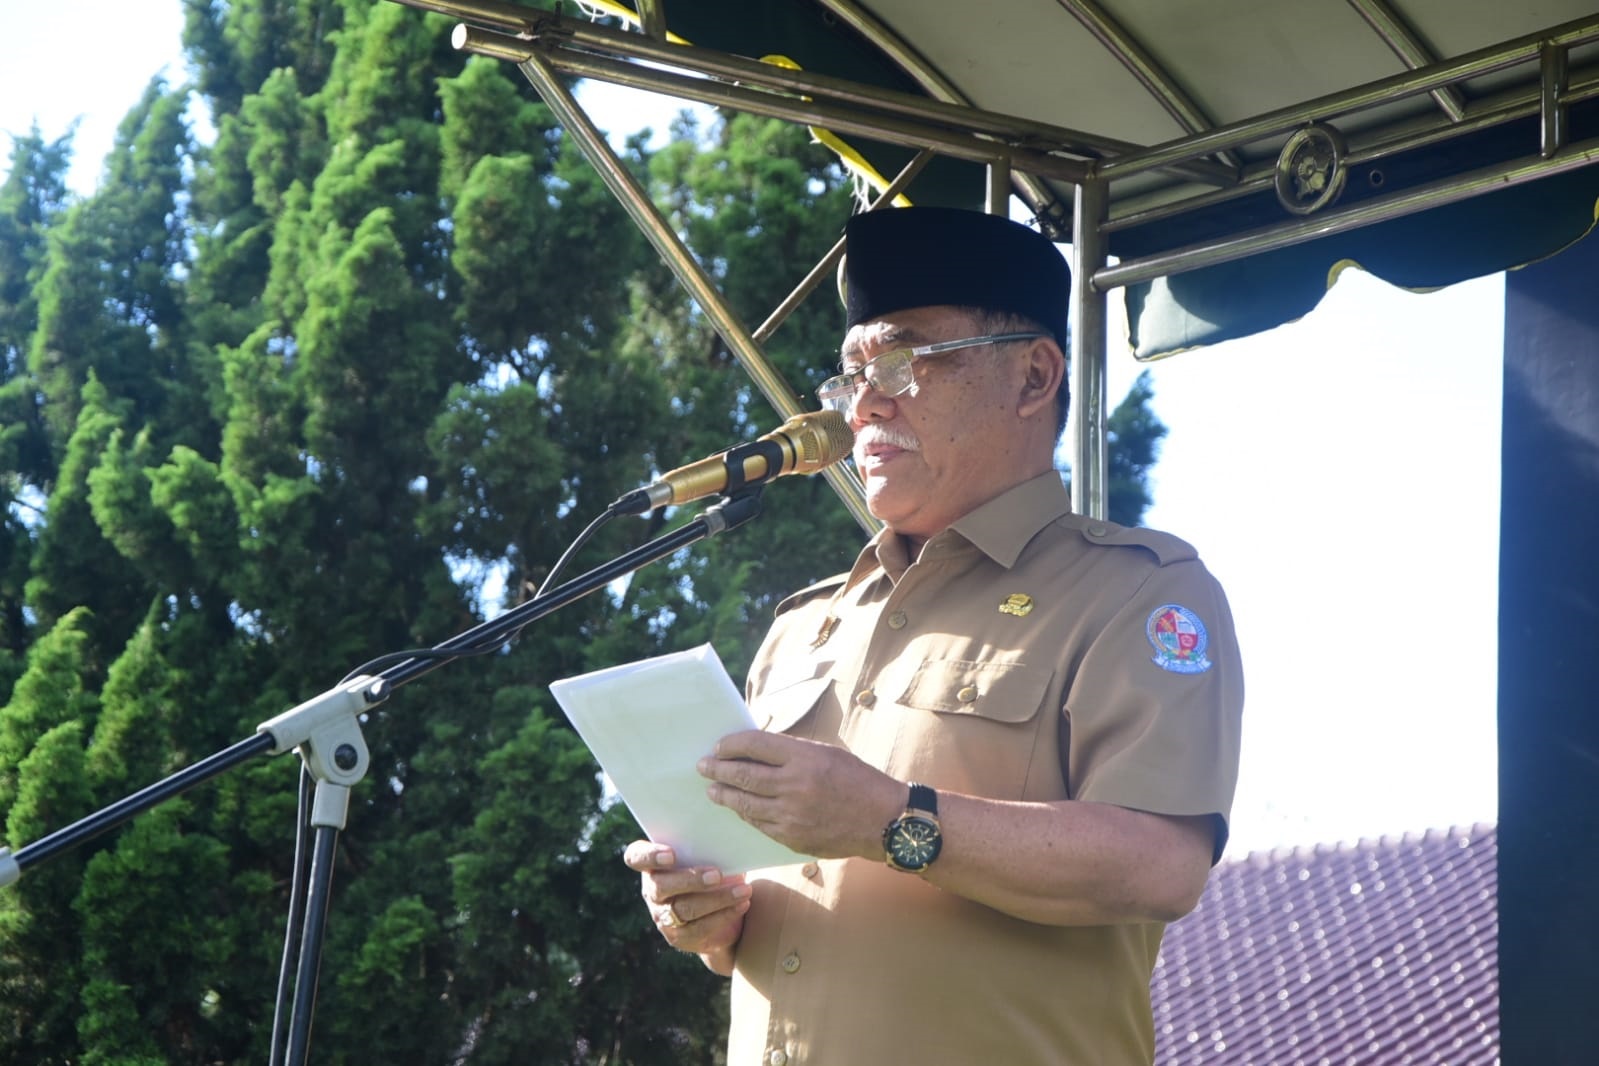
[882, 782, 942, 872]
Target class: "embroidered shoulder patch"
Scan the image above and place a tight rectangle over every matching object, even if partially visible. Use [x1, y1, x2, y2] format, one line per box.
[1146, 604, 1213, 674]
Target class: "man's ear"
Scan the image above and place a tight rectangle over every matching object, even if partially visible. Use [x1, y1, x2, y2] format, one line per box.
[1017, 338, 1066, 419]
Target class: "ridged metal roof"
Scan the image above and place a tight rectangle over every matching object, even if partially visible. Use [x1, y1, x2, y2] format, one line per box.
[1153, 824, 1498, 1066]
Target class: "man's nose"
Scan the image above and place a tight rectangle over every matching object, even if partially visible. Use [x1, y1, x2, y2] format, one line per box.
[848, 381, 896, 426]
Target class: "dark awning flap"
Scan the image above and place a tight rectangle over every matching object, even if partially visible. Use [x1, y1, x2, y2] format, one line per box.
[1126, 165, 1599, 359]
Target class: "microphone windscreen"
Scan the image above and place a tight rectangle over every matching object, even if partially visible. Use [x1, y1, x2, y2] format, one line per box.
[788, 410, 853, 473]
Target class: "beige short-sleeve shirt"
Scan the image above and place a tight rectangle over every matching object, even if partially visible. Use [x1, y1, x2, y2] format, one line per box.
[727, 472, 1243, 1066]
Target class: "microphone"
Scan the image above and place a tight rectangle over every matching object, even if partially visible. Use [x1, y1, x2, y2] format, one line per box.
[613, 410, 854, 515]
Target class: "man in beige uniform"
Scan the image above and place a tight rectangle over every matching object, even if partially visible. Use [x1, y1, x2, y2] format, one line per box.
[626, 206, 1243, 1066]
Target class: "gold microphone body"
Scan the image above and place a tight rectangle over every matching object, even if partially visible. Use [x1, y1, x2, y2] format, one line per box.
[615, 410, 854, 515]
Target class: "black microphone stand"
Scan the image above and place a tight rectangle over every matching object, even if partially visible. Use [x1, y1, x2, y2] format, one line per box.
[0, 490, 765, 1066]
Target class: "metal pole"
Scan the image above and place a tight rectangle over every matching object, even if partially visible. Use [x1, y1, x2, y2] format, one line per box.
[987, 158, 1012, 216]
[1344, 0, 1467, 122]
[1056, 0, 1242, 170]
[1070, 179, 1110, 520]
[431, 6, 1241, 186]
[1541, 43, 1569, 158]
[510, 48, 876, 534]
[753, 151, 936, 344]
[455, 30, 1095, 184]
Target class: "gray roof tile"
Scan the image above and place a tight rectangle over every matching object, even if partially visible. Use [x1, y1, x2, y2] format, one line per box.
[1152, 824, 1498, 1065]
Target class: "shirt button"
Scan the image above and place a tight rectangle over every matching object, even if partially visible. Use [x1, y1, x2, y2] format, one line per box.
[887, 609, 908, 629]
[956, 685, 979, 703]
[781, 951, 802, 974]
[855, 688, 876, 708]
[801, 861, 820, 879]
[768, 1051, 789, 1066]
[1087, 524, 1108, 537]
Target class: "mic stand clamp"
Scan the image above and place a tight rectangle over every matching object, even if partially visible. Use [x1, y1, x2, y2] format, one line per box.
[256, 674, 387, 789]
[700, 486, 764, 532]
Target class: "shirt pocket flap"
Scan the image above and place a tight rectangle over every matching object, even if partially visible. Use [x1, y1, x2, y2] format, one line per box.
[751, 674, 833, 733]
[898, 660, 1052, 723]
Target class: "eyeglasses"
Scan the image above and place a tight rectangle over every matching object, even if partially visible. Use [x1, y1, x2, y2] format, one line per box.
[815, 333, 1048, 413]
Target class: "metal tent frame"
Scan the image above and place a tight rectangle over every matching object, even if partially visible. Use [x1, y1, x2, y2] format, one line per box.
[386, 0, 1599, 523]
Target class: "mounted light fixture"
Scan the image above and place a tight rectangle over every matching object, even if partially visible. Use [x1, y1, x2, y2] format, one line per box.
[1275, 122, 1350, 215]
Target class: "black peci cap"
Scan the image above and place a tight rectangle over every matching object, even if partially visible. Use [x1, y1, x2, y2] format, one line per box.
[842, 207, 1070, 349]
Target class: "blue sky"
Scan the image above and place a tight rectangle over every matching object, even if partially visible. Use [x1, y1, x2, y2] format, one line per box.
[2, 1, 1501, 855]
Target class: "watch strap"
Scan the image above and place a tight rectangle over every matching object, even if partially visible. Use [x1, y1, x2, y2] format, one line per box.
[906, 782, 938, 816]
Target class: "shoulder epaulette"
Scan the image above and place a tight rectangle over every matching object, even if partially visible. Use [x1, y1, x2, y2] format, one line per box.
[773, 572, 850, 617]
[1063, 515, 1198, 567]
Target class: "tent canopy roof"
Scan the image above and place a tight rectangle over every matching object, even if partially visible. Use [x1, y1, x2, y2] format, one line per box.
[403, 0, 1599, 356]
[654, 0, 1599, 355]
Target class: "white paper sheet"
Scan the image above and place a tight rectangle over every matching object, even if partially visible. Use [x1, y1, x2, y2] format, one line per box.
[549, 643, 810, 874]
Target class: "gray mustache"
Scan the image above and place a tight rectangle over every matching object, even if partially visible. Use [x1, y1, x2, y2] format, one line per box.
[855, 426, 922, 452]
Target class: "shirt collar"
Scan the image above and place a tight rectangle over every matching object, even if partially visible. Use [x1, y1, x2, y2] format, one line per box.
[847, 471, 1073, 582]
[947, 471, 1073, 568]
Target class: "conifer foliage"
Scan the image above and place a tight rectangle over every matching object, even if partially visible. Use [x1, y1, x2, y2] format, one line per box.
[0, 2, 1165, 1061]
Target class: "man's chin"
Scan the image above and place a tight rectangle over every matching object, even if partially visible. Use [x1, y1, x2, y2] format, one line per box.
[864, 482, 920, 526]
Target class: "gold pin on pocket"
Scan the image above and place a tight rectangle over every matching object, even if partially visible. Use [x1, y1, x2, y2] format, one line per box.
[999, 593, 1034, 617]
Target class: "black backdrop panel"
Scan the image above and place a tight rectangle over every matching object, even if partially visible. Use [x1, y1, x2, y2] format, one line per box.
[1499, 228, 1599, 1065]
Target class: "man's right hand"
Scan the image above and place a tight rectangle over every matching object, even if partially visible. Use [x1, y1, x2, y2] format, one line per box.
[623, 840, 751, 976]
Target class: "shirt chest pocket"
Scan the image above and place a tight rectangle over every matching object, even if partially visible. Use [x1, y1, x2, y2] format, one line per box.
[750, 671, 834, 737]
[898, 659, 1052, 720]
[890, 659, 1059, 799]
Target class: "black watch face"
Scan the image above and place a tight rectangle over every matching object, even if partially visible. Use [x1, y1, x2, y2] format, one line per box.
[888, 815, 941, 869]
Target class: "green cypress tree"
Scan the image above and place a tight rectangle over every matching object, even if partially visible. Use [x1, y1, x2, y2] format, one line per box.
[0, 125, 72, 466]
[0, 3, 1168, 1061]
[0, 613, 99, 1065]
[1105, 369, 1167, 527]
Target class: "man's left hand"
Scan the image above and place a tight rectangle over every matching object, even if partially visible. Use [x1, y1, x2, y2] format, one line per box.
[699, 731, 903, 860]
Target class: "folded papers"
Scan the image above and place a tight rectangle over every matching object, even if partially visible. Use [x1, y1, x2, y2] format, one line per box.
[550, 644, 810, 874]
